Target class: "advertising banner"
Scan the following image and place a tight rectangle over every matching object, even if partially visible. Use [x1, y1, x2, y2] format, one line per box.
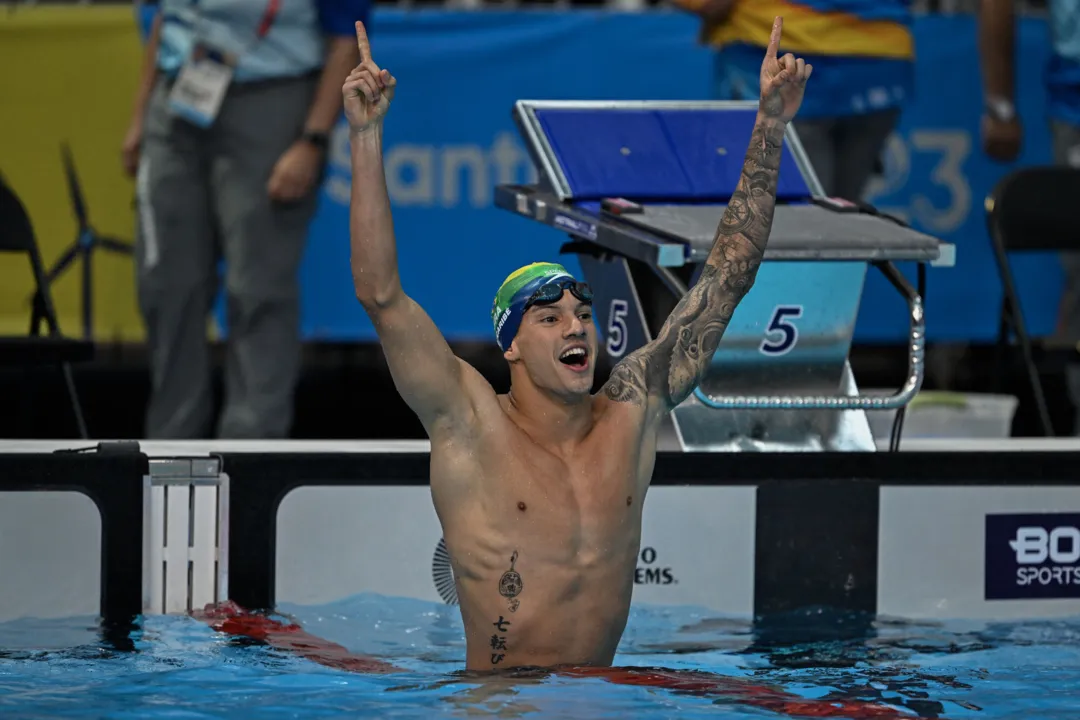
[0, 9, 1062, 344]
[879, 486, 1080, 620]
[297, 12, 1062, 344]
[985, 512, 1080, 601]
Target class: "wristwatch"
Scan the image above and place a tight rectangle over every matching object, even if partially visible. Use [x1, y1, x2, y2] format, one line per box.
[301, 130, 330, 151]
[985, 96, 1016, 123]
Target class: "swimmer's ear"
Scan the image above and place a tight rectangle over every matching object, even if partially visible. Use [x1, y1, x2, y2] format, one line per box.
[503, 341, 521, 363]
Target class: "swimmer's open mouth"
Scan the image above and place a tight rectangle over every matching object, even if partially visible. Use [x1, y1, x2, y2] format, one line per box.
[559, 346, 590, 371]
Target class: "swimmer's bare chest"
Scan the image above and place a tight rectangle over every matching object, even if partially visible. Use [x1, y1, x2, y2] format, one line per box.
[429, 395, 657, 670]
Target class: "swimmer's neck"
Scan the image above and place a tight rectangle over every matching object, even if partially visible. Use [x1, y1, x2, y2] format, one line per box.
[504, 381, 595, 452]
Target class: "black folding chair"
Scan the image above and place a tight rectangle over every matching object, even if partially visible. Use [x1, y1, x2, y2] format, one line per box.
[0, 174, 94, 438]
[985, 166, 1080, 437]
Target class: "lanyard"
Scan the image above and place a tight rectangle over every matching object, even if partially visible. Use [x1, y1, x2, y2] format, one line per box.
[187, 0, 281, 43]
[254, 0, 281, 41]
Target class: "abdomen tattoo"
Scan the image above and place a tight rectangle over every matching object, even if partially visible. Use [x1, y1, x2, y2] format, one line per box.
[490, 550, 524, 667]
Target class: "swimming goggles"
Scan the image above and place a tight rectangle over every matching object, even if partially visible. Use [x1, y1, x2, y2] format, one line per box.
[523, 280, 593, 312]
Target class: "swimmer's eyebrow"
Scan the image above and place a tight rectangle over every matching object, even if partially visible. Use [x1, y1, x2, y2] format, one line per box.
[527, 300, 591, 316]
[525, 305, 559, 319]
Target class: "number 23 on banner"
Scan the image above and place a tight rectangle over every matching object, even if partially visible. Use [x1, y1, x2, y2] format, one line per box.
[866, 129, 972, 235]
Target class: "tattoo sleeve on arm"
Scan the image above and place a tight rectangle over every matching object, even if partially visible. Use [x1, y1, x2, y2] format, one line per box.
[602, 116, 786, 411]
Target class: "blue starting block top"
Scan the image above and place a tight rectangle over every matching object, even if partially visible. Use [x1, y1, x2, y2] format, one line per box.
[500, 100, 947, 268]
[534, 104, 813, 203]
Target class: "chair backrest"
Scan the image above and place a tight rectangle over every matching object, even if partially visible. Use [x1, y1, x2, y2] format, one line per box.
[0, 174, 38, 254]
[986, 166, 1080, 252]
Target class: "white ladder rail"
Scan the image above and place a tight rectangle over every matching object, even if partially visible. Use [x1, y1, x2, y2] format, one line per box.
[142, 458, 229, 615]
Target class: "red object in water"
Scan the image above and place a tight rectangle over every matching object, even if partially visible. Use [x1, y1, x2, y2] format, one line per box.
[196, 602, 911, 719]
[195, 601, 402, 674]
[561, 666, 910, 719]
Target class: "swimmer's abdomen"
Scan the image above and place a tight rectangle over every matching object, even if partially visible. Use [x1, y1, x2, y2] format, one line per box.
[449, 526, 640, 672]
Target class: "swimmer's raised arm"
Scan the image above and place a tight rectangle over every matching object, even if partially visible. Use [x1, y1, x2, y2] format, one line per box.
[345, 22, 482, 433]
[600, 17, 811, 422]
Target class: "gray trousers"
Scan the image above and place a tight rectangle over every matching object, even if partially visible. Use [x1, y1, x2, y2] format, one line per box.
[792, 108, 902, 201]
[135, 74, 319, 439]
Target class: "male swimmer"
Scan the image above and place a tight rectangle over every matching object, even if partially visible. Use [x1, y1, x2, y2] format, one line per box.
[344, 17, 811, 671]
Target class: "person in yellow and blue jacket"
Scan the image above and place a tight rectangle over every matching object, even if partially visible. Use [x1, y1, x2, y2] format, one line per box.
[673, 0, 914, 202]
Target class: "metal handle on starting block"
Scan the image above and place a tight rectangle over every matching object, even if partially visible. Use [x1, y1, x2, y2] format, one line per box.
[692, 262, 925, 411]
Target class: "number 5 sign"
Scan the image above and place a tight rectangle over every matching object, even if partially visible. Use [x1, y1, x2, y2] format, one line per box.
[760, 305, 803, 356]
[606, 299, 630, 358]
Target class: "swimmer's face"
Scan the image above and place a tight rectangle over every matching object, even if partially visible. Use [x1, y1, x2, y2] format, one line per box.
[505, 292, 597, 397]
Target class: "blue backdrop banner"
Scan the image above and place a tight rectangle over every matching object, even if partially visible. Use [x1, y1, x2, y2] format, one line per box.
[241, 11, 1061, 344]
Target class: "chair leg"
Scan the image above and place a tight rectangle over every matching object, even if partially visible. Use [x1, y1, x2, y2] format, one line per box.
[61, 362, 88, 439]
[993, 246, 1054, 436]
[994, 295, 1010, 394]
[30, 291, 46, 337]
[1014, 312, 1054, 436]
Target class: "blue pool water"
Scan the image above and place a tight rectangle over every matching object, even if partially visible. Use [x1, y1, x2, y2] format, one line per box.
[1, 595, 1079, 719]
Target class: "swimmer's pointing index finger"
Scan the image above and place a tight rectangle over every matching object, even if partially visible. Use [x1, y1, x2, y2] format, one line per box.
[355, 21, 371, 63]
[766, 16, 783, 59]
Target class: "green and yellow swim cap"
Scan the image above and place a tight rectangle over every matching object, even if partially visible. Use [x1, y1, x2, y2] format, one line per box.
[491, 262, 577, 351]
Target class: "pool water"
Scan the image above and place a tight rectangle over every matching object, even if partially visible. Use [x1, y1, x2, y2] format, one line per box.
[1, 594, 1079, 719]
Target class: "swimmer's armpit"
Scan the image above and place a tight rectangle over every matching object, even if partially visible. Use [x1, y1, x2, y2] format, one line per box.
[602, 116, 785, 413]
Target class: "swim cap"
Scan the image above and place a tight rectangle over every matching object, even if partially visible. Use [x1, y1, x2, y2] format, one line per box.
[491, 262, 577, 351]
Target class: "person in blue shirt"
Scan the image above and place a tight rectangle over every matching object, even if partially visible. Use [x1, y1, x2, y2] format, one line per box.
[672, 0, 914, 202]
[122, 0, 371, 439]
[978, 0, 1080, 434]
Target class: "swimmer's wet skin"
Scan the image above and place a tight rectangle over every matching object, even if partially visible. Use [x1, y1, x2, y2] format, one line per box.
[343, 17, 813, 672]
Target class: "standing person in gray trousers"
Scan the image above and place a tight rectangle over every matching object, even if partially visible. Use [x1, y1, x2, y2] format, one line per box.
[121, 0, 370, 439]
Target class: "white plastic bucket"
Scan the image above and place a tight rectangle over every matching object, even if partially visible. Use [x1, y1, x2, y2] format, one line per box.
[865, 391, 1019, 441]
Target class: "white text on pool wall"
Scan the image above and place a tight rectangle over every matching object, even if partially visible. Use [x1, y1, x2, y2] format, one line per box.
[989, 516, 1080, 598]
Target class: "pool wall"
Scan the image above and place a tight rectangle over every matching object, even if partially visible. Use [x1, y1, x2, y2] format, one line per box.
[1, 441, 1079, 626]
[0, 452, 145, 624]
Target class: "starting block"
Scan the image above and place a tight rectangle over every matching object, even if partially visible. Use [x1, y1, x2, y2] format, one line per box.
[494, 100, 954, 452]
